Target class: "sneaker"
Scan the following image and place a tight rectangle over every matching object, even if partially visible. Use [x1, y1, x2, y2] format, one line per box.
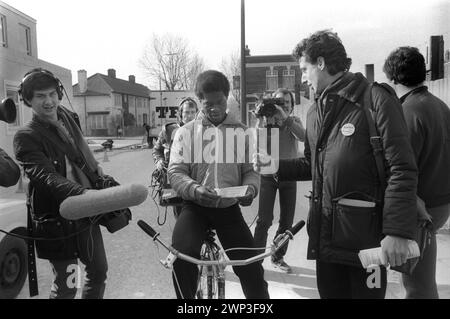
[271, 257, 292, 273]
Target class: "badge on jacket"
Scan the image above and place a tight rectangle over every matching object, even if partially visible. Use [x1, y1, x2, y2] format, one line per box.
[341, 123, 355, 136]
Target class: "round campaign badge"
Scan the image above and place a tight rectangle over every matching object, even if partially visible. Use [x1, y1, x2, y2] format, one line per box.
[341, 123, 355, 136]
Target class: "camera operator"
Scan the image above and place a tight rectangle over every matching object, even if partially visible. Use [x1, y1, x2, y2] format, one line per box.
[253, 88, 305, 273]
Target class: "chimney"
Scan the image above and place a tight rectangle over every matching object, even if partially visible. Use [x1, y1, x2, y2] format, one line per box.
[78, 70, 87, 94]
[129, 75, 135, 83]
[107, 69, 116, 78]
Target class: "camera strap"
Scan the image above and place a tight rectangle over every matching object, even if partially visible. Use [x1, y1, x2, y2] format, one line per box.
[362, 82, 387, 192]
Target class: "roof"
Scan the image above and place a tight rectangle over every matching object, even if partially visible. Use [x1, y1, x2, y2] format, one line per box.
[72, 73, 150, 98]
[246, 54, 297, 64]
[72, 87, 110, 96]
[98, 74, 150, 97]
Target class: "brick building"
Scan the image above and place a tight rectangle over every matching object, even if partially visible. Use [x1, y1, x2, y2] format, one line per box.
[244, 47, 310, 127]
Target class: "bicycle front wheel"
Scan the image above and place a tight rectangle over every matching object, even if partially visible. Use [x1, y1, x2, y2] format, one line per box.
[196, 242, 221, 299]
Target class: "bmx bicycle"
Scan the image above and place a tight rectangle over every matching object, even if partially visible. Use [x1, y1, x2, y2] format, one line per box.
[137, 219, 305, 299]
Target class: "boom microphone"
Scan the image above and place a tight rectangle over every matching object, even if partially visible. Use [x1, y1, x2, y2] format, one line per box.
[60, 184, 148, 220]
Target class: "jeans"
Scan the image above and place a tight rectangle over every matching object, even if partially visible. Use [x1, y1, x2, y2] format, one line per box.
[402, 203, 450, 299]
[253, 175, 296, 260]
[49, 223, 108, 299]
[316, 261, 387, 299]
[171, 202, 269, 299]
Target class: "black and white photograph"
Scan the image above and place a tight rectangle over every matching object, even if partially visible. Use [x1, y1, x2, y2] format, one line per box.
[0, 0, 449, 304]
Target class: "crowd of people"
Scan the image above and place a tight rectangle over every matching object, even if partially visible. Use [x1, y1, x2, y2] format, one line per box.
[1, 29, 449, 299]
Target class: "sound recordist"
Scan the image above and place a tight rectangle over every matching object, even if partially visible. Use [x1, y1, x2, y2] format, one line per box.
[13, 68, 108, 299]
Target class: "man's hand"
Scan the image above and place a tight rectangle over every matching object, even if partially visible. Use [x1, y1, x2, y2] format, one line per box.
[97, 165, 104, 176]
[238, 187, 255, 207]
[417, 197, 432, 222]
[194, 185, 220, 206]
[273, 105, 288, 126]
[252, 152, 279, 175]
[380, 235, 410, 267]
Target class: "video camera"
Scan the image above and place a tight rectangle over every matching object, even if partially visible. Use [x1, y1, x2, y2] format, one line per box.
[254, 97, 285, 118]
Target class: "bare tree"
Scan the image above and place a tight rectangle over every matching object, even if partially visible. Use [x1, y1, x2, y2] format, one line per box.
[220, 50, 241, 106]
[140, 34, 206, 90]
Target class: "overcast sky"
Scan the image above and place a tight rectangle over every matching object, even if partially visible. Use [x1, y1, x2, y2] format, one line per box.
[5, 0, 449, 87]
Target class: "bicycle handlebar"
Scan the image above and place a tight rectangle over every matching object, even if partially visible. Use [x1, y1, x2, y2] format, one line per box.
[137, 219, 158, 238]
[137, 219, 305, 269]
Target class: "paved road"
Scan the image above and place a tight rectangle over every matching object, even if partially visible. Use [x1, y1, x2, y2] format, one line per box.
[17, 148, 450, 299]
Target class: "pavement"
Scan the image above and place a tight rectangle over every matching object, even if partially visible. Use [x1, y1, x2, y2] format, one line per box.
[224, 223, 450, 299]
[85, 136, 147, 152]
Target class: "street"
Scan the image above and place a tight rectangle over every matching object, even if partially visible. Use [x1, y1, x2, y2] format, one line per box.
[17, 147, 450, 299]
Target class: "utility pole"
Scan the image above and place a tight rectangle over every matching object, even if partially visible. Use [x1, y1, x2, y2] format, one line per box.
[240, 0, 247, 125]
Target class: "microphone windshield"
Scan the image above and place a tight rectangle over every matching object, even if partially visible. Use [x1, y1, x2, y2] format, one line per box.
[60, 184, 148, 220]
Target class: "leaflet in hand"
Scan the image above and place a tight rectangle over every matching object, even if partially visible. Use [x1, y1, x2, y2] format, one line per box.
[214, 185, 248, 198]
[358, 240, 420, 269]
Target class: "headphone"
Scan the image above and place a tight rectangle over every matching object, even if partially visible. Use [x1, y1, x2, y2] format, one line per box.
[18, 68, 64, 107]
[178, 97, 198, 113]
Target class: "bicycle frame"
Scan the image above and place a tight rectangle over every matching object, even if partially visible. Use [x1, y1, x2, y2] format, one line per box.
[138, 219, 305, 299]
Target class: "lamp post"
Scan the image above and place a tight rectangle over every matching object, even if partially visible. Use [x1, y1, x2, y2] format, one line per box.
[240, 0, 247, 125]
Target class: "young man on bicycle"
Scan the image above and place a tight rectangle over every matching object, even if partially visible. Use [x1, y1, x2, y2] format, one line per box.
[168, 70, 270, 299]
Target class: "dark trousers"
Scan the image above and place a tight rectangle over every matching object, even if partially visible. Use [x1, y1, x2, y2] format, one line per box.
[171, 202, 269, 299]
[316, 261, 387, 299]
[402, 203, 450, 299]
[173, 206, 182, 219]
[48, 224, 108, 299]
[253, 175, 296, 260]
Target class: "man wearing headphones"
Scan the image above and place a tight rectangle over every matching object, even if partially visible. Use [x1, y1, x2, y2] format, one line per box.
[152, 97, 198, 171]
[152, 97, 198, 217]
[13, 68, 108, 299]
[253, 88, 305, 273]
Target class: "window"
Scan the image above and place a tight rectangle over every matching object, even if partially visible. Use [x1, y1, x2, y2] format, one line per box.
[136, 97, 143, 109]
[114, 93, 122, 106]
[129, 96, 135, 109]
[20, 24, 32, 56]
[266, 69, 278, 91]
[89, 114, 107, 129]
[1, 14, 7, 47]
[282, 69, 295, 90]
